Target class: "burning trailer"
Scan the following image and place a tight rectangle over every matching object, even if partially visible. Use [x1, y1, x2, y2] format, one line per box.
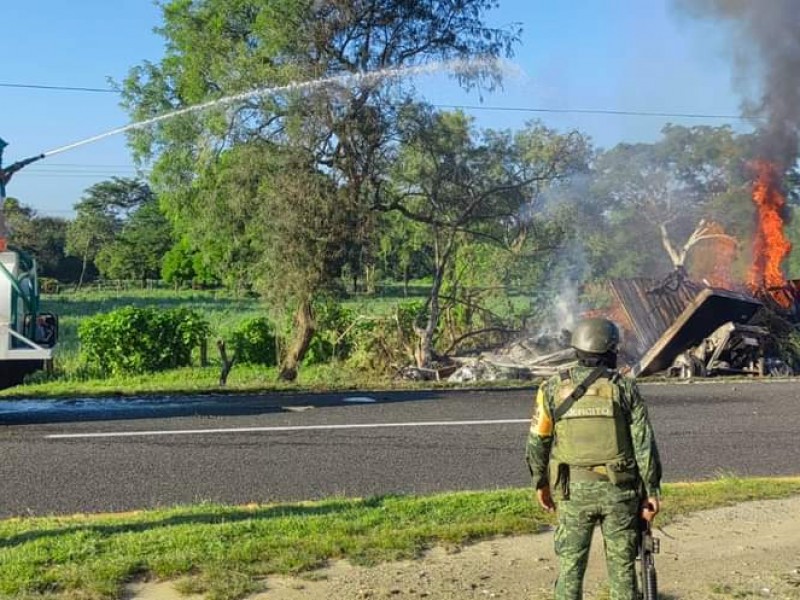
[606, 262, 800, 379]
[446, 270, 798, 383]
[602, 158, 800, 379]
[608, 277, 770, 378]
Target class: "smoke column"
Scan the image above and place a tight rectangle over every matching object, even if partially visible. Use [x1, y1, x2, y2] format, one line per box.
[674, 0, 800, 167]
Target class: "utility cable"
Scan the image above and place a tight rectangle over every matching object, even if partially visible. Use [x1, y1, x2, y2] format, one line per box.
[0, 82, 116, 93]
[0, 80, 747, 120]
[436, 104, 749, 121]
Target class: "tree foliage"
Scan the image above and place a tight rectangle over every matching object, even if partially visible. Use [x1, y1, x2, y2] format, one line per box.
[121, 0, 519, 378]
[79, 306, 209, 376]
[378, 107, 591, 366]
[2, 198, 81, 282]
[231, 316, 278, 366]
[95, 198, 173, 281]
[66, 177, 167, 286]
[581, 125, 756, 279]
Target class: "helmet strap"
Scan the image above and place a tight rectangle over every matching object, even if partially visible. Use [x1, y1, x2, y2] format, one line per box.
[576, 350, 617, 369]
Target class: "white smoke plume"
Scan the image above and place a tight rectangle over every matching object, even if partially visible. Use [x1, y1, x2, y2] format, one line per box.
[536, 242, 591, 339]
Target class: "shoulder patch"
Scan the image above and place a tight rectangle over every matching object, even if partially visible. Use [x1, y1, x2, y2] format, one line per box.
[559, 369, 571, 382]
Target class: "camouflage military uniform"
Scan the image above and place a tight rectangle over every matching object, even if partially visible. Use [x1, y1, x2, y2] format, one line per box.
[526, 366, 662, 600]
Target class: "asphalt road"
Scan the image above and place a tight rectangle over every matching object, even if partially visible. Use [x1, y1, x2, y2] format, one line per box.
[0, 380, 798, 517]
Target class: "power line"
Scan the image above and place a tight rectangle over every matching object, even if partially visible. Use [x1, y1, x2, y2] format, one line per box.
[1, 79, 747, 120]
[31, 162, 143, 168]
[434, 104, 750, 121]
[0, 82, 116, 93]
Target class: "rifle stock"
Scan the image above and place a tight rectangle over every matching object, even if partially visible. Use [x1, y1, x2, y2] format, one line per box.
[638, 517, 659, 600]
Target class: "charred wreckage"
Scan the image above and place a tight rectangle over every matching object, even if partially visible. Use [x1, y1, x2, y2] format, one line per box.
[447, 270, 799, 382]
[607, 272, 794, 379]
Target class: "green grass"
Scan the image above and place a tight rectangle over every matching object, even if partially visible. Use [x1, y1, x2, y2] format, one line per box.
[1, 364, 349, 399]
[0, 476, 798, 600]
[0, 362, 504, 399]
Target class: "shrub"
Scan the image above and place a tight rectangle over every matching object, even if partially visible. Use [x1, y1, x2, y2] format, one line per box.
[231, 317, 278, 365]
[346, 300, 425, 372]
[304, 301, 361, 365]
[78, 306, 209, 376]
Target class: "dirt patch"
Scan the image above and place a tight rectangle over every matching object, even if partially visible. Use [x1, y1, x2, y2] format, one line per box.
[129, 496, 800, 600]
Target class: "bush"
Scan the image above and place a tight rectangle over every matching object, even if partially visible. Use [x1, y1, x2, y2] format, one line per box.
[346, 300, 425, 372]
[231, 317, 278, 365]
[304, 301, 361, 365]
[78, 306, 209, 376]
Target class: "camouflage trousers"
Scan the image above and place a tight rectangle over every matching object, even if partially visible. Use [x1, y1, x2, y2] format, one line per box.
[553, 481, 639, 600]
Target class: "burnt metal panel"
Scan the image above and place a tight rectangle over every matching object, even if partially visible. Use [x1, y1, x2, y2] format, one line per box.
[632, 288, 763, 376]
[608, 278, 703, 355]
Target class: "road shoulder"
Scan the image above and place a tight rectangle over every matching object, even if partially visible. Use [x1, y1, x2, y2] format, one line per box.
[127, 495, 800, 600]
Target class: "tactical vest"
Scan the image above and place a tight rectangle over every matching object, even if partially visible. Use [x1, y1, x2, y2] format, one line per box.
[549, 368, 635, 473]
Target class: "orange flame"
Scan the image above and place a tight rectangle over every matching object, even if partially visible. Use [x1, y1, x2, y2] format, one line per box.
[748, 160, 791, 296]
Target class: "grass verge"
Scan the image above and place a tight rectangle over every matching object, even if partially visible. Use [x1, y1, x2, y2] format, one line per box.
[0, 363, 534, 399]
[1, 476, 798, 600]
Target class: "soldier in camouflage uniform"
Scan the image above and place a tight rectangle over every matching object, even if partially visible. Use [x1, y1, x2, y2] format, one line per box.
[526, 317, 662, 600]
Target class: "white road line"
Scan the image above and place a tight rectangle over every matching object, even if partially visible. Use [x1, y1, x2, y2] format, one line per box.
[45, 418, 529, 440]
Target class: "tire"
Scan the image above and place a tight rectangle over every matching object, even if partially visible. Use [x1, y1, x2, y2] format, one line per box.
[0, 360, 43, 389]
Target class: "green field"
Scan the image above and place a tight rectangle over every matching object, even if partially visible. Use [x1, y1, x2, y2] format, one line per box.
[42, 288, 266, 372]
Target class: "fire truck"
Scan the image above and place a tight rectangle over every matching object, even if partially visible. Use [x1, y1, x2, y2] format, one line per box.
[0, 139, 58, 388]
[0, 250, 58, 388]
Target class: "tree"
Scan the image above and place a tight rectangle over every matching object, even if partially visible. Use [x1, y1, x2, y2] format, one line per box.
[584, 125, 755, 280]
[24, 216, 74, 281]
[65, 177, 158, 287]
[95, 199, 174, 281]
[65, 208, 114, 288]
[375, 211, 432, 294]
[3, 198, 37, 248]
[251, 150, 354, 379]
[2, 198, 79, 282]
[162, 236, 218, 288]
[122, 0, 520, 379]
[189, 143, 352, 379]
[378, 107, 591, 367]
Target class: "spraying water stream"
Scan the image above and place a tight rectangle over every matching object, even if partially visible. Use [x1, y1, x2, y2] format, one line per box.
[43, 57, 508, 158]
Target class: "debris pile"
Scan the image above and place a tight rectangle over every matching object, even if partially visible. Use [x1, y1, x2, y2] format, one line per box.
[447, 341, 577, 383]
[606, 277, 767, 377]
[443, 271, 798, 383]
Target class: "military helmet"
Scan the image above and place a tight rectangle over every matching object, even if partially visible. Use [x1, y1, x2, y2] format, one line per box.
[570, 318, 620, 354]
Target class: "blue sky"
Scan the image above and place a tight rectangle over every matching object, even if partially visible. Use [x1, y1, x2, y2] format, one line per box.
[2, 0, 746, 217]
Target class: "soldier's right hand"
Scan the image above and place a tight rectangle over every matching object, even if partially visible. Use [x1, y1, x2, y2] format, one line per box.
[537, 485, 555, 512]
[641, 497, 660, 522]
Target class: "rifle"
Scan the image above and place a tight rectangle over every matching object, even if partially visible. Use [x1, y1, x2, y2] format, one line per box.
[638, 515, 659, 600]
